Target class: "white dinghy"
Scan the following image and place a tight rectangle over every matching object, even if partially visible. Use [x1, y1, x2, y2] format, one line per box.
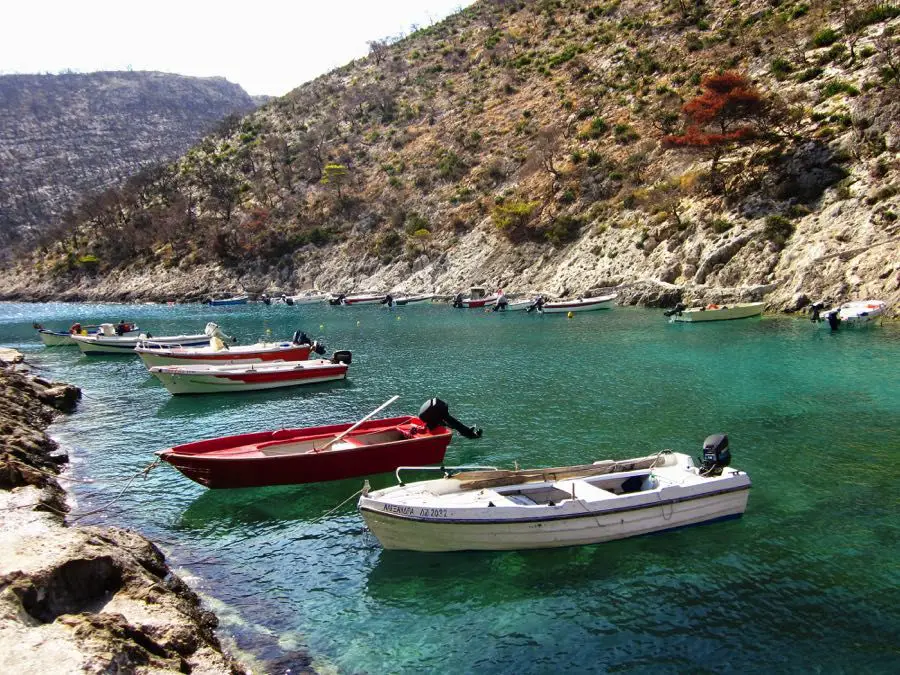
[810, 300, 886, 329]
[359, 434, 750, 552]
[73, 322, 231, 355]
[665, 302, 764, 322]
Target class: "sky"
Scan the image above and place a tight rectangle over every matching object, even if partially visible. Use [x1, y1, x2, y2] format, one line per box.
[1, 0, 474, 96]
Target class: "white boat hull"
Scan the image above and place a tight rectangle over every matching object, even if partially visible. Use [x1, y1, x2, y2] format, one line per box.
[541, 294, 617, 313]
[289, 294, 330, 305]
[360, 452, 750, 551]
[362, 488, 748, 551]
[39, 331, 78, 346]
[150, 360, 348, 395]
[837, 300, 885, 326]
[670, 302, 764, 322]
[495, 299, 536, 312]
[74, 334, 211, 355]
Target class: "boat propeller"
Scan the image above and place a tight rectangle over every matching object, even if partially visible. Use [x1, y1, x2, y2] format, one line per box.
[418, 398, 482, 439]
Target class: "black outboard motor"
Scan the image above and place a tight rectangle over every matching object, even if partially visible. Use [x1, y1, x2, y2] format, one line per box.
[810, 302, 824, 323]
[418, 398, 482, 439]
[284, 295, 294, 306]
[700, 433, 731, 476]
[261, 294, 271, 305]
[526, 295, 545, 313]
[826, 309, 840, 331]
[452, 292, 464, 308]
[292, 330, 311, 345]
[382, 294, 394, 308]
[329, 294, 346, 306]
[311, 341, 327, 355]
[331, 350, 352, 364]
[663, 302, 687, 317]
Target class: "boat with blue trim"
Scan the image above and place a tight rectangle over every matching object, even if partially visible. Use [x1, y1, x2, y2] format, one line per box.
[359, 434, 750, 551]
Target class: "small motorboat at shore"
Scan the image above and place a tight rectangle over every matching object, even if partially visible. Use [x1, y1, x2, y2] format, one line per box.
[359, 434, 750, 552]
[530, 294, 617, 314]
[452, 287, 500, 309]
[665, 302, 764, 323]
[285, 293, 330, 305]
[810, 300, 886, 329]
[492, 296, 537, 312]
[135, 330, 324, 368]
[329, 293, 387, 305]
[205, 295, 248, 306]
[389, 294, 435, 306]
[72, 322, 231, 355]
[36, 321, 139, 346]
[149, 351, 352, 395]
[155, 397, 481, 488]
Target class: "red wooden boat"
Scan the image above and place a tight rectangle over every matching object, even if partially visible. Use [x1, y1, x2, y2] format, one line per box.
[155, 398, 482, 488]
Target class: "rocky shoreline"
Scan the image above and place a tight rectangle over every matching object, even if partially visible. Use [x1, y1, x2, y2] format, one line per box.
[0, 352, 247, 674]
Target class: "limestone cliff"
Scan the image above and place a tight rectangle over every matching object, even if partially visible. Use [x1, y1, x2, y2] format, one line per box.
[0, 71, 256, 246]
[0, 1, 898, 315]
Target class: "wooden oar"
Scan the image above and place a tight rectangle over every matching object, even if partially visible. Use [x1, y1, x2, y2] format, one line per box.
[315, 395, 400, 453]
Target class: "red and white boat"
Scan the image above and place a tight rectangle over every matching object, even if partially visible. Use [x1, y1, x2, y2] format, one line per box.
[155, 398, 482, 488]
[135, 331, 323, 368]
[329, 293, 386, 305]
[149, 352, 351, 395]
[452, 287, 500, 309]
[535, 293, 617, 314]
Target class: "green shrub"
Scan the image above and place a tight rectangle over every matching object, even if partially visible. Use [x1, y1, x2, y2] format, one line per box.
[763, 215, 795, 247]
[710, 218, 732, 234]
[812, 28, 839, 48]
[821, 80, 860, 98]
[771, 58, 793, 78]
[548, 44, 579, 67]
[492, 200, 539, 231]
[546, 215, 583, 244]
[796, 66, 823, 82]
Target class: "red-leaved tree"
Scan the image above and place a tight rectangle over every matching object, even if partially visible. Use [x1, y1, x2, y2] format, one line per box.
[663, 71, 768, 189]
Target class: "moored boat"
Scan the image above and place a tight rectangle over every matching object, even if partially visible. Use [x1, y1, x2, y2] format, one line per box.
[452, 287, 500, 309]
[811, 300, 885, 329]
[666, 302, 764, 322]
[359, 434, 750, 552]
[206, 295, 248, 306]
[73, 322, 231, 355]
[393, 294, 435, 306]
[135, 330, 324, 368]
[37, 321, 139, 346]
[149, 351, 353, 395]
[492, 297, 537, 312]
[534, 294, 617, 314]
[329, 293, 387, 305]
[286, 293, 331, 305]
[155, 397, 481, 488]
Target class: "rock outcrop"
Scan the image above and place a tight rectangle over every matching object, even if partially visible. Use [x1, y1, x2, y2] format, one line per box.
[0, 71, 257, 246]
[0, 362, 246, 674]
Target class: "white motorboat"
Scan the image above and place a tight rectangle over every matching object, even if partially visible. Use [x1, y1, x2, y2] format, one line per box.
[329, 293, 387, 305]
[72, 322, 231, 355]
[149, 351, 351, 395]
[451, 287, 500, 309]
[393, 294, 435, 306]
[135, 331, 323, 368]
[285, 293, 331, 305]
[493, 297, 537, 312]
[37, 322, 140, 346]
[359, 435, 750, 552]
[811, 300, 886, 328]
[535, 294, 617, 314]
[666, 302, 764, 322]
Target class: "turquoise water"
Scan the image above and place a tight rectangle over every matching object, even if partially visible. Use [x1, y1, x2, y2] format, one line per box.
[2, 302, 898, 673]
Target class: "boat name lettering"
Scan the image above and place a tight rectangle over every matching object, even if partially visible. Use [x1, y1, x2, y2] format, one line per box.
[420, 507, 448, 518]
[383, 504, 417, 516]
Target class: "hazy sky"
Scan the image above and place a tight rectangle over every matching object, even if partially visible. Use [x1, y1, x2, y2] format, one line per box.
[2, 0, 473, 96]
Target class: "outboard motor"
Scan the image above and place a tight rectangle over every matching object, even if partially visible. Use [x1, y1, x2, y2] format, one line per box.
[452, 292, 465, 308]
[311, 341, 327, 356]
[526, 295, 545, 313]
[283, 295, 294, 306]
[663, 302, 687, 318]
[418, 398, 482, 439]
[700, 433, 731, 476]
[810, 302, 825, 323]
[382, 294, 394, 308]
[292, 330, 311, 345]
[329, 294, 346, 306]
[826, 309, 840, 331]
[331, 350, 352, 364]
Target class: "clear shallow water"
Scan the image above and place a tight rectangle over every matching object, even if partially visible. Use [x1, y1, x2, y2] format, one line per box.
[2, 301, 899, 673]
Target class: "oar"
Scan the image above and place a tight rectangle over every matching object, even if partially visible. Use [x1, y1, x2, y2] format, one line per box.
[315, 395, 400, 453]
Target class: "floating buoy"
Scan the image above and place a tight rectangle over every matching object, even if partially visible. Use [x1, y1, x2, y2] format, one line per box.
[265, 328, 271, 334]
[319, 324, 324, 329]
[357, 320, 361, 327]
[567, 311, 574, 319]
[396, 316, 401, 320]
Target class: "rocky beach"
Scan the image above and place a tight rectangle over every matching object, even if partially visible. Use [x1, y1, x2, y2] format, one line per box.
[0, 351, 247, 674]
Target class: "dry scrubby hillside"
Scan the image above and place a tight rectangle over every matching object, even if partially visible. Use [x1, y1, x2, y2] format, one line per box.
[3, 0, 899, 313]
[0, 71, 256, 249]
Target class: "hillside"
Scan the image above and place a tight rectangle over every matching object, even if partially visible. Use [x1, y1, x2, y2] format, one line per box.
[0, 71, 257, 248]
[1, 1, 898, 314]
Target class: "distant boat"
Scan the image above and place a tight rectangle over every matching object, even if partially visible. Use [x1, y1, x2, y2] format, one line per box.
[37, 322, 139, 346]
[359, 434, 750, 552]
[154, 397, 480, 488]
[149, 351, 352, 395]
[452, 287, 500, 309]
[286, 293, 330, 305]
[329, 293, 387, 305]
[72, 322, 230, 355]
[206, 296, 248, 306]
[666, 302, 764, 323]
[493, 297, 537, 312]
[810, 300, 885, 329]
[535, 294, 617, 314]
[393, 294, 435, 306]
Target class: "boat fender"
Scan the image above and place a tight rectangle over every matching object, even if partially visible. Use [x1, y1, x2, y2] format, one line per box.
[331, 350, 352, 365]
[418, 398, 483, 439]
[700, 433, 731, 476]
